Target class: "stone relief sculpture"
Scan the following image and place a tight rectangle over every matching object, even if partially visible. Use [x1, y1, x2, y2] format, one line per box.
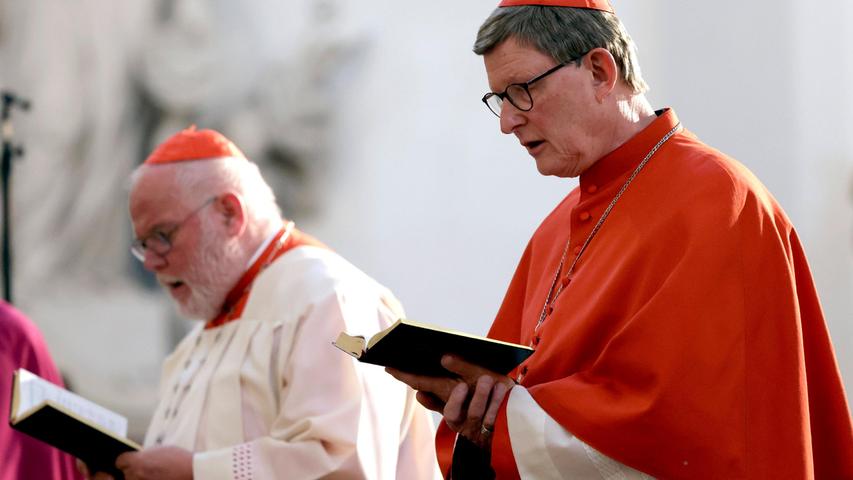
[140, 0, 360, 216]
[0, 0, 361, 438]
[0, 0, 152, 295]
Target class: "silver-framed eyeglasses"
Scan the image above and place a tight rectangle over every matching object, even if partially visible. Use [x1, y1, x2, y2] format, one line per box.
[481, 53, 587, 117]
[130, 196, 217, 262]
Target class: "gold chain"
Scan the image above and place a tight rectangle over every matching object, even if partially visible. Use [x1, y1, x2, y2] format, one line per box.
[534, 123, 682, 335]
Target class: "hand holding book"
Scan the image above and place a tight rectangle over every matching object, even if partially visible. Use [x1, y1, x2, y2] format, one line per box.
[8, 369, 140, 479]
[335, 319, 530, 472]
[386, 351, 515, 476]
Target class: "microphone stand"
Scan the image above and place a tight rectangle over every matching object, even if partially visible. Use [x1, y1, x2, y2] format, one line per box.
[1, 91, 31, 303]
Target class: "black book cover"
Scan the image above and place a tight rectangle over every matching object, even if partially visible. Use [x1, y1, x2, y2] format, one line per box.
[335, 320, 534, 376]
[12, 403, 139, 478]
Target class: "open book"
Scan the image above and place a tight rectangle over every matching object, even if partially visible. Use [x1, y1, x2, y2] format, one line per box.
[8, 368, 141, 478]
[333, 319, 534, 376]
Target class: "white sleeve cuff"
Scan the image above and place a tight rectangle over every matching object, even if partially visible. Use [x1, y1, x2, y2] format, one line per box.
[506, 387, 654, 479]
[193, 443, 254, 480]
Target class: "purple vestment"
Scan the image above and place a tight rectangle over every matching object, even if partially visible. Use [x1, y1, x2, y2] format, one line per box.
[1, 301, 81, 480]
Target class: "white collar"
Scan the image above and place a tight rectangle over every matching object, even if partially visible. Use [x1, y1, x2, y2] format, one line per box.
[245, 221, 288, 267]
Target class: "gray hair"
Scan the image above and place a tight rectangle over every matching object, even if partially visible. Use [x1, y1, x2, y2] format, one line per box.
[473, 6, 648, 93]
[130, 157, 283, 228]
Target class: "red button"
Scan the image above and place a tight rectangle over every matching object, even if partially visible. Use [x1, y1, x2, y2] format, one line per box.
[579, 211, 591, 221]
[586, 185, 598, 194]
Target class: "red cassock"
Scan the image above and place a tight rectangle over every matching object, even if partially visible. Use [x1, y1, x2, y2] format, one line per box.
[0, 301, 82, 480]
[437, 109, 853, 479]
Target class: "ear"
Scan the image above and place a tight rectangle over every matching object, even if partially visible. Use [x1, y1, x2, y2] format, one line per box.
[585, 48, 619, 103]
[214, 193, 247, 237]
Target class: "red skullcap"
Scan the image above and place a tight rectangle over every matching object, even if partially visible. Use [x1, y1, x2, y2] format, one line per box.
[498, 0, 614, 13]
[144, 125, 246, 165]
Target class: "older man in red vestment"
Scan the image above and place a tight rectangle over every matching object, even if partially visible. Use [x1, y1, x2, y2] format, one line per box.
[388, 1, 853, 478]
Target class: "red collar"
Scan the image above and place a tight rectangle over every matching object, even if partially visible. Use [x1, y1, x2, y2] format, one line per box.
[205, 223, 325, 329]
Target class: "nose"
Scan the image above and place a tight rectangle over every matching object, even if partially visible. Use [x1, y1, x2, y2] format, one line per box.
[142, 250, 168, 271]
[499, 104, 526, 134]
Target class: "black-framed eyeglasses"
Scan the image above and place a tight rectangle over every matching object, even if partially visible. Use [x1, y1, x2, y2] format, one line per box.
[481, 53, 586, 117]
[130, 196, 217, 262]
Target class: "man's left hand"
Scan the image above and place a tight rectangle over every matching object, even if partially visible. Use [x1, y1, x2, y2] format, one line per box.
[386, 354, 515, 448]
[115, 446, 193, 480]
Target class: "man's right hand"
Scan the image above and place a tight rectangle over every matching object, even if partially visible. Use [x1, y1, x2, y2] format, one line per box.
[76, 459, 115, 480]
[386, 354, 515, 448]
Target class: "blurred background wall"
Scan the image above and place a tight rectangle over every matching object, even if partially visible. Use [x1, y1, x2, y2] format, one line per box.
[1, 0, 850, 439]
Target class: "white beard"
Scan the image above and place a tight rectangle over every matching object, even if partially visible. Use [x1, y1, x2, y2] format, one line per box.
[175, 217, 245, 320]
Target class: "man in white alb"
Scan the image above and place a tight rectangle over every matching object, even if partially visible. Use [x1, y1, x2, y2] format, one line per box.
[85, 126, 439, 480]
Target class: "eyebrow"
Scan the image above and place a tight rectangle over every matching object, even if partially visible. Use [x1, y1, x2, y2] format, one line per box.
[137, 221, 177, 240]
[492, 69, 547, 92]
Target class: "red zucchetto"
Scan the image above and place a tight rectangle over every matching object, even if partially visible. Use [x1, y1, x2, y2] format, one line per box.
[144, 125, 246, 165]
[498, 0, 614, 13]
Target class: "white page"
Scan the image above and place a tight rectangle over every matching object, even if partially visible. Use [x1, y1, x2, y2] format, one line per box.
[15, 369, 128, 437]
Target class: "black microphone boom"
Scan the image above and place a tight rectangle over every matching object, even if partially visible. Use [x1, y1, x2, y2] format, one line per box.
[1, 90, 31, 303]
